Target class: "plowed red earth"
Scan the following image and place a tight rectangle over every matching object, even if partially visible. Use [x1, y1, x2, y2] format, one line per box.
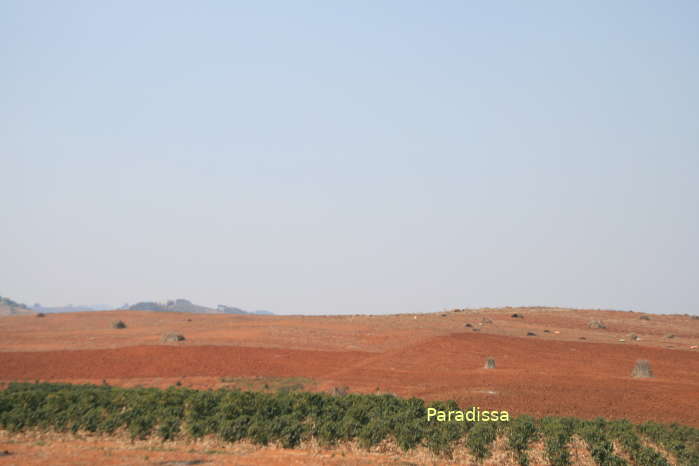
[1, 308, 698, 428]
[0, 345, 366, 380]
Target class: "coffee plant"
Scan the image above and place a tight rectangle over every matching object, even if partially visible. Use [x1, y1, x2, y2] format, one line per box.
[0, 382, 695, 464]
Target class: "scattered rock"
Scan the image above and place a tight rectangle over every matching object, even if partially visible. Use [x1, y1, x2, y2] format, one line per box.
[0, 451, 10, 457]
[441, 314, 447, 317]
[627, 333, 639, 341]
[640, 315, 651, 320]
[618, 339, 625, 342]
[511, 313, 524, 319]
[543, 329, 551, 333]
[36, 313, 45, 318]
[481, 317, 493, 324]
[588, 319, 606, 329]
[579, 337, 587, 340]
[472, 328, 481, 332]
[464, 323, 472, 328]
[665, 334, 675, 339]
[526, 332, 537, 337]
[161, 333, 186, 343]
[484, 357, 496, 369]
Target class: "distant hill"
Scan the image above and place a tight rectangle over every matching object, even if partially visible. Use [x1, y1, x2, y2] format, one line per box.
[31, 304, 113, 314]
[127, 299, 273, 315]
[215, 305, 247, 314]
[127, 299, 213, 314]
[1, 296, 273, 316]
[0, 296, 34, 316]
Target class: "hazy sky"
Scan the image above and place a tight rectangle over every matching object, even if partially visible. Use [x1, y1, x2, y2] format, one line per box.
[2, 1, 698, 315]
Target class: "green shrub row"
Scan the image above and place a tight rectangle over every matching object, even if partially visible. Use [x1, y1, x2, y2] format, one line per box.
[577, 418, 628, 466]
[606, 419, 669, 466]
[0, 382, 696, 464]
[539, 417, 576, 466]
[0, 383, 476, 457]
[506, 415, 538, 465]
[638, 421, 699, 466]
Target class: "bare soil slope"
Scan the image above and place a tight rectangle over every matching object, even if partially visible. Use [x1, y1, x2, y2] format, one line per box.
[1, 307, 698, 427]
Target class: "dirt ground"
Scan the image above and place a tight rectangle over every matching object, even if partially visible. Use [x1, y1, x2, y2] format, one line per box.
[0, 429, 596, 466]
[1, 307, 698, 464]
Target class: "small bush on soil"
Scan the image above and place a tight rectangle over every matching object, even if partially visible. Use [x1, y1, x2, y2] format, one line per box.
[112, 320, 126, 329]
[578, 419, 627, 466]
[511, 313, 524, 318]
[639, 421, 699, 466]
[607, 419, 669, 466]
[632, 360, 653, 378]
[527, 332, 537, 337]
[36, 313, 45, 318]
[466, 421, 499, 460]
[330, 386, 348, 396]
[588, 320, 606, 329]
[507, 415, 538, 465]
[539, 417, 575, 466]
[484, 357, 496, 369]
[278, 383, 304, 393]
[162, 333, 185, 342]
[425, 402, 467, 458]
[640, 315, 651, 320]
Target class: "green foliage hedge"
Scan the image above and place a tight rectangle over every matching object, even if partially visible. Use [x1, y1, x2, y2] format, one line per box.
[507, 415, 538, 465]
[606, 419, 669, 466]
[0, 382, 697, 464]
[639, 421, 699, 466]
[0, 383, 477, 457]
[577, 418, 627, 466]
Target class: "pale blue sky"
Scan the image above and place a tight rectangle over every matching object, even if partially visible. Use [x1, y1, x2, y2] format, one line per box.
[2, 1, 698, 314]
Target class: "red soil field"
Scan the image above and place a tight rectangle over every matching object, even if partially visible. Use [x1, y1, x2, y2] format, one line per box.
[1, 307, 698, 428]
